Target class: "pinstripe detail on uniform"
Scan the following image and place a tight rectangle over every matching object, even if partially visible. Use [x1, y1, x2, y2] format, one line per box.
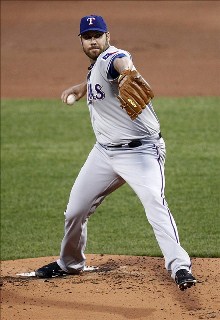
[154, 144, 179, 243]
[148, 101, 160, 123]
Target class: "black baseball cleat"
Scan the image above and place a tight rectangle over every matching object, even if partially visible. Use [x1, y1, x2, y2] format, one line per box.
[35, 261, 69, 278]
[175, 269, 197, 291]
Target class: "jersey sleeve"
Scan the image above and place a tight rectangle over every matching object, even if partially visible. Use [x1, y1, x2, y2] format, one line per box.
[107, 53, 127, 80]
[100, 49, 132, 82]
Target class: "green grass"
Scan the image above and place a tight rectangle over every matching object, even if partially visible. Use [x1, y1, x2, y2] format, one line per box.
[1, 97, 220, 260]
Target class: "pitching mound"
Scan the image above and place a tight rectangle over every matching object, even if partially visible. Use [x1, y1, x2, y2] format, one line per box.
[1, 255, 219, 320]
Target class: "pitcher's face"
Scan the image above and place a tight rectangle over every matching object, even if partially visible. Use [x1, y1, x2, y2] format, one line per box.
[80, 31, 110, 61]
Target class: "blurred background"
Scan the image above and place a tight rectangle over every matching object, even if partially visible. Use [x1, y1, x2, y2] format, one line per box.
[1, 0, 220, 98]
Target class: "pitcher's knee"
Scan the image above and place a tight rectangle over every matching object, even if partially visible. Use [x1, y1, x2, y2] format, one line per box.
[140, 188, 161, 207]
[64, 206, 86, 221]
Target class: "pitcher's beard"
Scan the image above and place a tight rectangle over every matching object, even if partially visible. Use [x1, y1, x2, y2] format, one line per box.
[84, 47, 101, 60]
[82, 40, 110, 61]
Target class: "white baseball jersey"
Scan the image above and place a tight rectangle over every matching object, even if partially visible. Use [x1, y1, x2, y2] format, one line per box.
[57, 45, 192, 281]
[87, 45, 160, 146]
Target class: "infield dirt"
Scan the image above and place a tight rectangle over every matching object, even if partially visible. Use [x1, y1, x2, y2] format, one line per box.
[1, 1, 220, 319]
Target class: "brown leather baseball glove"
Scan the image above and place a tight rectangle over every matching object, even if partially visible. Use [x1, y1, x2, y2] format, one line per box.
[117, 69, 154, 120]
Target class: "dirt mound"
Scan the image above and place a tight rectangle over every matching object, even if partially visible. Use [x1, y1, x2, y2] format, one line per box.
[1, 255, 219, 320]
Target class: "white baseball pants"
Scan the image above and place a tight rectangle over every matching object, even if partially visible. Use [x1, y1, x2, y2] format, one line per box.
[57, 138, 191, 278]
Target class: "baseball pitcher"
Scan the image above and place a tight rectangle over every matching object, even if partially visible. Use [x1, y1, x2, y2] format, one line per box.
[35, 15, 197, 291]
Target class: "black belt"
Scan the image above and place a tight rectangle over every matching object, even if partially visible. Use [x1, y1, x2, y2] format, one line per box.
[108, 132, 162, 148]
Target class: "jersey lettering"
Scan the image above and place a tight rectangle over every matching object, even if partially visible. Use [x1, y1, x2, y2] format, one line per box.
[88, 83, 105, 102]
[95, 84, 105, 100]
[88, 83, 94, 102]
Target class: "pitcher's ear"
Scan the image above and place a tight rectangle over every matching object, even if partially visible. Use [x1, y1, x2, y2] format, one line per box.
[106, 32, 110, 41]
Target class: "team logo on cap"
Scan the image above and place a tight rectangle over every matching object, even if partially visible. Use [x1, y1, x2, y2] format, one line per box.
[79, 15, 107, 35]
[87, 17, 96, 25]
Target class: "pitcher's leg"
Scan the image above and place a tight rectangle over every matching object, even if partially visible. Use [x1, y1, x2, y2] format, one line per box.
[138, 154, 191, 277]
[113, 143, 191, 278]
[58, 144, 124, 273]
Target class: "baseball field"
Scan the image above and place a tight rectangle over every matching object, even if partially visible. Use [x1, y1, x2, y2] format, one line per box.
[1, 1, 220, 320]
